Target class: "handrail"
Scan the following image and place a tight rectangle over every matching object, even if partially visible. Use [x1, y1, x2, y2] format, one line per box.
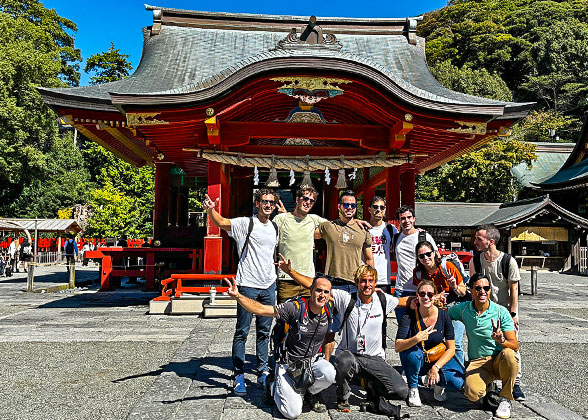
[154, 273, 236, 301]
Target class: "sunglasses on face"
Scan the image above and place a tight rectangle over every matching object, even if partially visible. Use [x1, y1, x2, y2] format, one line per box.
[474, 285, 491, 292]
[418, 291, 435, 298]
[418, 251, 434, 260]
[372, 205, 385, 210]
[260, 199, 275, 206]
[342, 203, 357, 209]
[301, 196, 316, 204]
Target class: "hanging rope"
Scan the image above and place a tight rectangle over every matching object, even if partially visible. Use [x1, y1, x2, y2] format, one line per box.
[192, 150, 413, 170]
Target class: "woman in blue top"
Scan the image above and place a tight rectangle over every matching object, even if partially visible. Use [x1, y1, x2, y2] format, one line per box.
[395, 280, 465, 407]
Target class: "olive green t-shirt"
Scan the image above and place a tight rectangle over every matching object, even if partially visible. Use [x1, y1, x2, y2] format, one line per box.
[319, 219, 372, 283]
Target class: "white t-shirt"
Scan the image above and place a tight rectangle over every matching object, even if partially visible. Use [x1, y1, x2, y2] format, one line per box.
[8, 241, 18, 258]
[368, 222, 397, 285]
[478, 252, 520, 306]
[395, 231, 437, 293]
[332, 289, 399, 359]
[228, 215, 278, 288]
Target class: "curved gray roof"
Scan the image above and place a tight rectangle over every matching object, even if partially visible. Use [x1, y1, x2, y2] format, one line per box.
[39, 8, 533, 117]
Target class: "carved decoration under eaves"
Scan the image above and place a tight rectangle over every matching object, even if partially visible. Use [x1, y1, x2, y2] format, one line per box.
[284, 138, 313, 146]
[447, 121, 487, 135]
[274, 15, 343, 51]
[126, 112, 169, 126]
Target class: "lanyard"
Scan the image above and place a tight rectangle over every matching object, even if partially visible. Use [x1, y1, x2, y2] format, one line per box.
[356, 299, 373, 336]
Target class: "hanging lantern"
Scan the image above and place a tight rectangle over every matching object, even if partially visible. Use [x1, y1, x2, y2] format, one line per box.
[265, 156, 280, 187]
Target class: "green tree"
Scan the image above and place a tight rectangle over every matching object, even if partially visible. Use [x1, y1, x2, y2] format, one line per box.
[510, 109, 578, 143]
[417, 139, 536, 203]
[84, 42, 133, 84]
[0, 0, 85, 217]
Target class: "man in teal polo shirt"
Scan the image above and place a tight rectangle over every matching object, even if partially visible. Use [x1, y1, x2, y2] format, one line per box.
[449, 273, 519, 419]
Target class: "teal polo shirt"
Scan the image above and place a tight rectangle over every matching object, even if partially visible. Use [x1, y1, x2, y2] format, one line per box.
[449, 300, 514, 360]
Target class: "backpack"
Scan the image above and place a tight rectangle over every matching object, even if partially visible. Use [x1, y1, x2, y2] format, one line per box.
[339, 291, 389, 349]
[21, 244, 33, 259]
[65, 240, 75, 255]
[473, 252, 512, 281]
[271, 297, 335, 364]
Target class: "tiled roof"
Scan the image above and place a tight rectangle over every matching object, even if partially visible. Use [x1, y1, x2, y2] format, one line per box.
[416, 202, 502, 227]
[0, 219, 82, 233]
[512, 142, 573, 188]
[38, 7, 533, 116]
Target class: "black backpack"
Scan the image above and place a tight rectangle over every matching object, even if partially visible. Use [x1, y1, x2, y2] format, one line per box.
[65, 240, 75, 255]
[338, 291, 389, 349]
[473, 252, 512, 280]
[271, 297, 335, 364]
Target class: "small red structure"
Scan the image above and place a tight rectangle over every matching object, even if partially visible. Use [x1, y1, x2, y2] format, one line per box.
[38, 7, 533, 288]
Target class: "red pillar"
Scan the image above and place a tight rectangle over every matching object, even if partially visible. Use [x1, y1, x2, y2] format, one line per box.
[204, 162, 224, 274]
[220, 164, 231, 271]
[400, 165, 416, 208]
[386, 167, 401, 222]
[153, 162, 172, 241]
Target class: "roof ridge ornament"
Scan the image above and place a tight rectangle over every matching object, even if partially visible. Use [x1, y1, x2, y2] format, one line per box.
[273, 15, 343, 51]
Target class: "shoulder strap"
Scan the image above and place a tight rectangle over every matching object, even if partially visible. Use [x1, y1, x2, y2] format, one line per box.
[377, 291, 388, 349]
[338, 292, 358, 337]
[501, 253, 512, 280]
[296, 297, 308, 325]
[239, 217, 255, 260]
[385, 224, 396, 239]
[418, 230, 427, 244]
[323, 300, 335, 323]
[392, 232, 401, 252]
[473, 252, 482, 274]
[415, 308, 426, 351]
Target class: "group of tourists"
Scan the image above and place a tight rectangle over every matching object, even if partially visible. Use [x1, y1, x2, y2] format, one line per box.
[3, 236, 33, 275]
[203, 186, 525, 419]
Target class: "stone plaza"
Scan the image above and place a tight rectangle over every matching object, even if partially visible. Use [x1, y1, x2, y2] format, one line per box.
[0, 265, 586, 420]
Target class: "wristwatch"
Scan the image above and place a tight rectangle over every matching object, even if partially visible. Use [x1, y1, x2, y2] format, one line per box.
[510, 311, 517, 317]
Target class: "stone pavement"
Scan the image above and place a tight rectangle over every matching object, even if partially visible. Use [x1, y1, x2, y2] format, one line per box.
[0, 266, 587, 419]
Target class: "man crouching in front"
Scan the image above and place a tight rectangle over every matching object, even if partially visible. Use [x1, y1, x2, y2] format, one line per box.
[224, 275, 336, 419]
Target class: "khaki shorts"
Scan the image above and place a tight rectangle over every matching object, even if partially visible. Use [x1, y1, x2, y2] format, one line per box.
[277, 280, 310, 303]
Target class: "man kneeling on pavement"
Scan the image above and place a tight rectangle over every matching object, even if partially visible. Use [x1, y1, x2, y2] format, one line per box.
[224, 275, 336, 419]
[280, 256, 418, 414]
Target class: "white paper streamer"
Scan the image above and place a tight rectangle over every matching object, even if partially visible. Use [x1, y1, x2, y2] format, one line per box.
[289, 169, 295, 186]
[253, 166, 259, 186]
[325, 167, 331, 185]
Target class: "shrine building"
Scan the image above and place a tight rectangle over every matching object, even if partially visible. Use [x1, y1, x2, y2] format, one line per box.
[38, 5, 535, 283]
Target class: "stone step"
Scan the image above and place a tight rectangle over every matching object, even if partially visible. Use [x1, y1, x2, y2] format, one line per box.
[149, 294, 237, 315]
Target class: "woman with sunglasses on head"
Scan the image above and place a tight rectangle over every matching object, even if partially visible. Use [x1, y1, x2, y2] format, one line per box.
[412, 241, 468, 369]
[395, 280, 465, 407]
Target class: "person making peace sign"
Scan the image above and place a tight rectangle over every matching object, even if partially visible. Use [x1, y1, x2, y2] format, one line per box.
[448, 273, 519, 419]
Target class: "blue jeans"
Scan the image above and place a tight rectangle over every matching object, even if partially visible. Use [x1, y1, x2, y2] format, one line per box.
[452, 319, 466, 369]
[393, 289, 415, 322]
[399, 346, 464, 391]
[232, 283, 276, 376]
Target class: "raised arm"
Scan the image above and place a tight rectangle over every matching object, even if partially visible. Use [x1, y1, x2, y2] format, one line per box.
[277, 253, 314, 289]
[203, 194, 231, 231]
[509, 280, 519, 329]
[224, 278, 275, 317]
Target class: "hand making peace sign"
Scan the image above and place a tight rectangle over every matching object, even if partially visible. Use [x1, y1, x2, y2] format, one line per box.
[491, 318, 505, 344]
[202, 194, 219, 211]
[415, 324, 437, 342]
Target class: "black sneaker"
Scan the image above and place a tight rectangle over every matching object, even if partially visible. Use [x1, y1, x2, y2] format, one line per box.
[262, 378, 273, 405]
[305, 391, 327, 413]
[512, 384, 526, 401]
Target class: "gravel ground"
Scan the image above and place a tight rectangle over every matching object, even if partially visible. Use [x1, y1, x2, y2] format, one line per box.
[0, 341, 181, 420]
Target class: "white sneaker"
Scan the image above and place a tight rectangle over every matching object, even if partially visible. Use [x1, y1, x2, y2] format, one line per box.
[407, 387, 422, 407]
[433, 384, 447, 402]
[233, 374, 247, 396]
[495, 397, 511, 419]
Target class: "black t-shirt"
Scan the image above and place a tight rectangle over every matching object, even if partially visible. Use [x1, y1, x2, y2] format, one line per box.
[275, 301, 329, 362]
[396, 308, 455, 351]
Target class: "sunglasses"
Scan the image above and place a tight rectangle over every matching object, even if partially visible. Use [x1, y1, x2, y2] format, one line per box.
[418, 291, 435, 298]
[372, 205, 385, 210]
[301, 196, 316, 204]
[418, 251, 434, 260]
[474, 285, 491, 292]
[260, 199, 275, 206]
[342, 203, 357, 209]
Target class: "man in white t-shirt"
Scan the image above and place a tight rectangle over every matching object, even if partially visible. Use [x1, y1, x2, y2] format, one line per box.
[278, 261, 412, 414]
[367, 196, 397, 294]
[471, 223, 525, 402]
[8, 237, 19, 273]
[203, 188, 279, 397]
[393, 205, 436, 319]
[273, 185, 326, 303]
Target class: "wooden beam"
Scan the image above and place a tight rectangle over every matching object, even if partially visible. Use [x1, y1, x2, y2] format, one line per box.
[221, 121, 388, 141]
[389, 121, 413, 150]
[74, 123, 142, 166]
[97, 122, 154, 164]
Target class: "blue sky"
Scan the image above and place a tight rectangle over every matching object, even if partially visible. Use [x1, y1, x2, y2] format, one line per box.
[42, 0, 448, 86]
